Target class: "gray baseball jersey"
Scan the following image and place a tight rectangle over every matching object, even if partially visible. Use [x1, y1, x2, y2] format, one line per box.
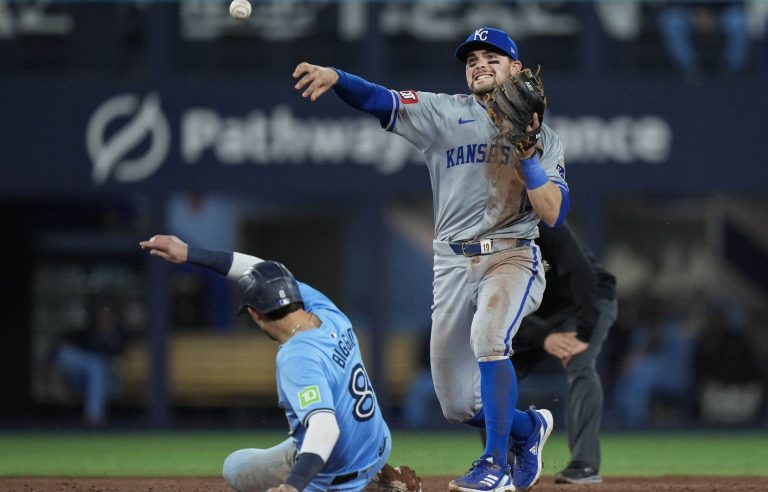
[385, 91, 567, 242]
[384, 89, 567, 422]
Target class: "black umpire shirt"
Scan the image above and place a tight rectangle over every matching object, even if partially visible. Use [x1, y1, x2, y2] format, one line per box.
[514, 222, 616, 350]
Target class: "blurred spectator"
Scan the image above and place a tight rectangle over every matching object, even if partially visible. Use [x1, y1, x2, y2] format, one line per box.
[611, 298, 697, 429]
[50, 297, 135, 427]
[694, 303, 765, 426]
[401, 325, 442, 429]
[168, 192, 239, 330]
[657, 1, 750, 83]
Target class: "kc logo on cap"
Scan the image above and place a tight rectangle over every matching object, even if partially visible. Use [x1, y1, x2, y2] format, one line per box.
[473, 29, 489, 41]
[456, 26, 519, 63]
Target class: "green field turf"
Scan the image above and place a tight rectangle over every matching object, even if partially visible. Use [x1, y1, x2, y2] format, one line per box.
[0, 430, 766, 477]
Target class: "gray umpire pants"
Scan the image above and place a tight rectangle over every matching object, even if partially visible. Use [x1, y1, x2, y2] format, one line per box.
[556, 297, 617, 469]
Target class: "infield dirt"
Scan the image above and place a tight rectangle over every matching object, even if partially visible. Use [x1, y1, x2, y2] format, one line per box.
[1, 477, 767, 491]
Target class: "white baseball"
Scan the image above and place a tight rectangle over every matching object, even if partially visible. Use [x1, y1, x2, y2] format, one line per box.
[229, 0, 251, 20]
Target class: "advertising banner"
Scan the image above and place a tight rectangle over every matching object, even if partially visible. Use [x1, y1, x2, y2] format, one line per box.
[1, 77, 765, 197]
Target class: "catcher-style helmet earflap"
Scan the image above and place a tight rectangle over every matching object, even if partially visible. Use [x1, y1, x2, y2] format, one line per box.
[456, 27, 518, 63]
[236, 261, 303, 316]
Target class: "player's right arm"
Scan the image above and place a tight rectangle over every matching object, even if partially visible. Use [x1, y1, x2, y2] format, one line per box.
[139, 234, 262, 280]
[275, 411, 340, 492]
[293, 62, 397, 127]
[139, 235, 344, 316]
[294, 62, 443, 156]
[278, 352, 342, 491]
[293, 63, 339, 101]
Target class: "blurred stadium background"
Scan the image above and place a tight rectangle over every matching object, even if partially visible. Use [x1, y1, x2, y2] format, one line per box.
[1, 0, 767, 442]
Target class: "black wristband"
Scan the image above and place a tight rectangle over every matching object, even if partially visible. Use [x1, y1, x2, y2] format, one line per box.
[284, 452, 326, 491]
[186, 246, 234, 276]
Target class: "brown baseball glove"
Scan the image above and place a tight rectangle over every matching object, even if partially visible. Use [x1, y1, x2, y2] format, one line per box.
[486, 66, 547, 153]
[367, 464, 422, 492]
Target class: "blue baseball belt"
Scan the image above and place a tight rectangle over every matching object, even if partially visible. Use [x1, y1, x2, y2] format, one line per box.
[449, 238, 531, 257]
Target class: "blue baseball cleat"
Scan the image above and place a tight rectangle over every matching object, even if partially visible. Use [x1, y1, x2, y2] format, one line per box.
[511, 407, 553, 491]
[448, 455, 514, 492]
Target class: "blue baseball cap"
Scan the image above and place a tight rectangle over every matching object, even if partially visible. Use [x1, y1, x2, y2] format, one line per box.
[455, 27, 518, 63]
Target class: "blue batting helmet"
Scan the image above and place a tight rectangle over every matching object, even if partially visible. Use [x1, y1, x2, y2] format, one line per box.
[455, 27, 518, 63]
[236, 261, 303, 315]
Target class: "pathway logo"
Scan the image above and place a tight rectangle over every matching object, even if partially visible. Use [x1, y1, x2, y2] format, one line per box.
[86, 93, 170, 185]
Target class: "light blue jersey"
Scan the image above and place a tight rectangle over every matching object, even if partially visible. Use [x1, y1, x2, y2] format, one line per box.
[276, 282, 391, 485]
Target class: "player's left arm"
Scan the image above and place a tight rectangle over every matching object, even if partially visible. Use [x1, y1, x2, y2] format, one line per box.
[517, 117, 569, 227]
[279, 412, 340, 492]
[266, 411, 340, 492]
[278, 353, 341, 491]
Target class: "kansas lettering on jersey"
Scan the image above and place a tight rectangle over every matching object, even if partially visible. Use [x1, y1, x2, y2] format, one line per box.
[384, 90, 568, 243]
[445, 142, 515, 168]
[276, 282, 390, 485]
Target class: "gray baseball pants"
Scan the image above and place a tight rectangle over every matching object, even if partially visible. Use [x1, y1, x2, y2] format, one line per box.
[430, 240, 546, 423]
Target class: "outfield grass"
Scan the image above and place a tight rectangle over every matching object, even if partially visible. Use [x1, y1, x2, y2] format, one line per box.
[0, 430, 766, 477]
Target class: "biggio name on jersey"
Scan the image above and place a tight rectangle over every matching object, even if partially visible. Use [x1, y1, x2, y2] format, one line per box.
[332, 327, 358, 369]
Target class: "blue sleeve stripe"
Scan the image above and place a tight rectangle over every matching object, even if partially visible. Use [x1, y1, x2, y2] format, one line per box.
[384, 90, 399, 131]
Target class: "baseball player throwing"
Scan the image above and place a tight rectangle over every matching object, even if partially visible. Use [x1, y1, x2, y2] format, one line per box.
[294, 27, 569, 491]
[140, 235, 420, 492]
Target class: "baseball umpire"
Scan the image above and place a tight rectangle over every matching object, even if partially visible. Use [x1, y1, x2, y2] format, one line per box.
[510, 222, 617, 484]
[140, 235, 420, 492]
[293, 26, 569, 492]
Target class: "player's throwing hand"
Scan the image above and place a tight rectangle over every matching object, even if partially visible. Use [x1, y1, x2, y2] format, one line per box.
[293, 62, 339, 101]
[138, 235, 189, 264]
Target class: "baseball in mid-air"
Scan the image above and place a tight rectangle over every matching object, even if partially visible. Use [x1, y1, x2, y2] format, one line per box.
[229, 0, 252, 20]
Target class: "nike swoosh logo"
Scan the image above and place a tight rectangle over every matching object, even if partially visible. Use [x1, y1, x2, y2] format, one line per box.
[458, 117, 476, 125]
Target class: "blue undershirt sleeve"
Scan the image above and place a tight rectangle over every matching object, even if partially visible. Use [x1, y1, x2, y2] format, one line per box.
[542, 185, 570, 229]
[331, 69, 396, 126]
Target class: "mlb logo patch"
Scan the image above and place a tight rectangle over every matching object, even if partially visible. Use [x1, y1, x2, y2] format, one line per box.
[398, 90, 419, 104]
